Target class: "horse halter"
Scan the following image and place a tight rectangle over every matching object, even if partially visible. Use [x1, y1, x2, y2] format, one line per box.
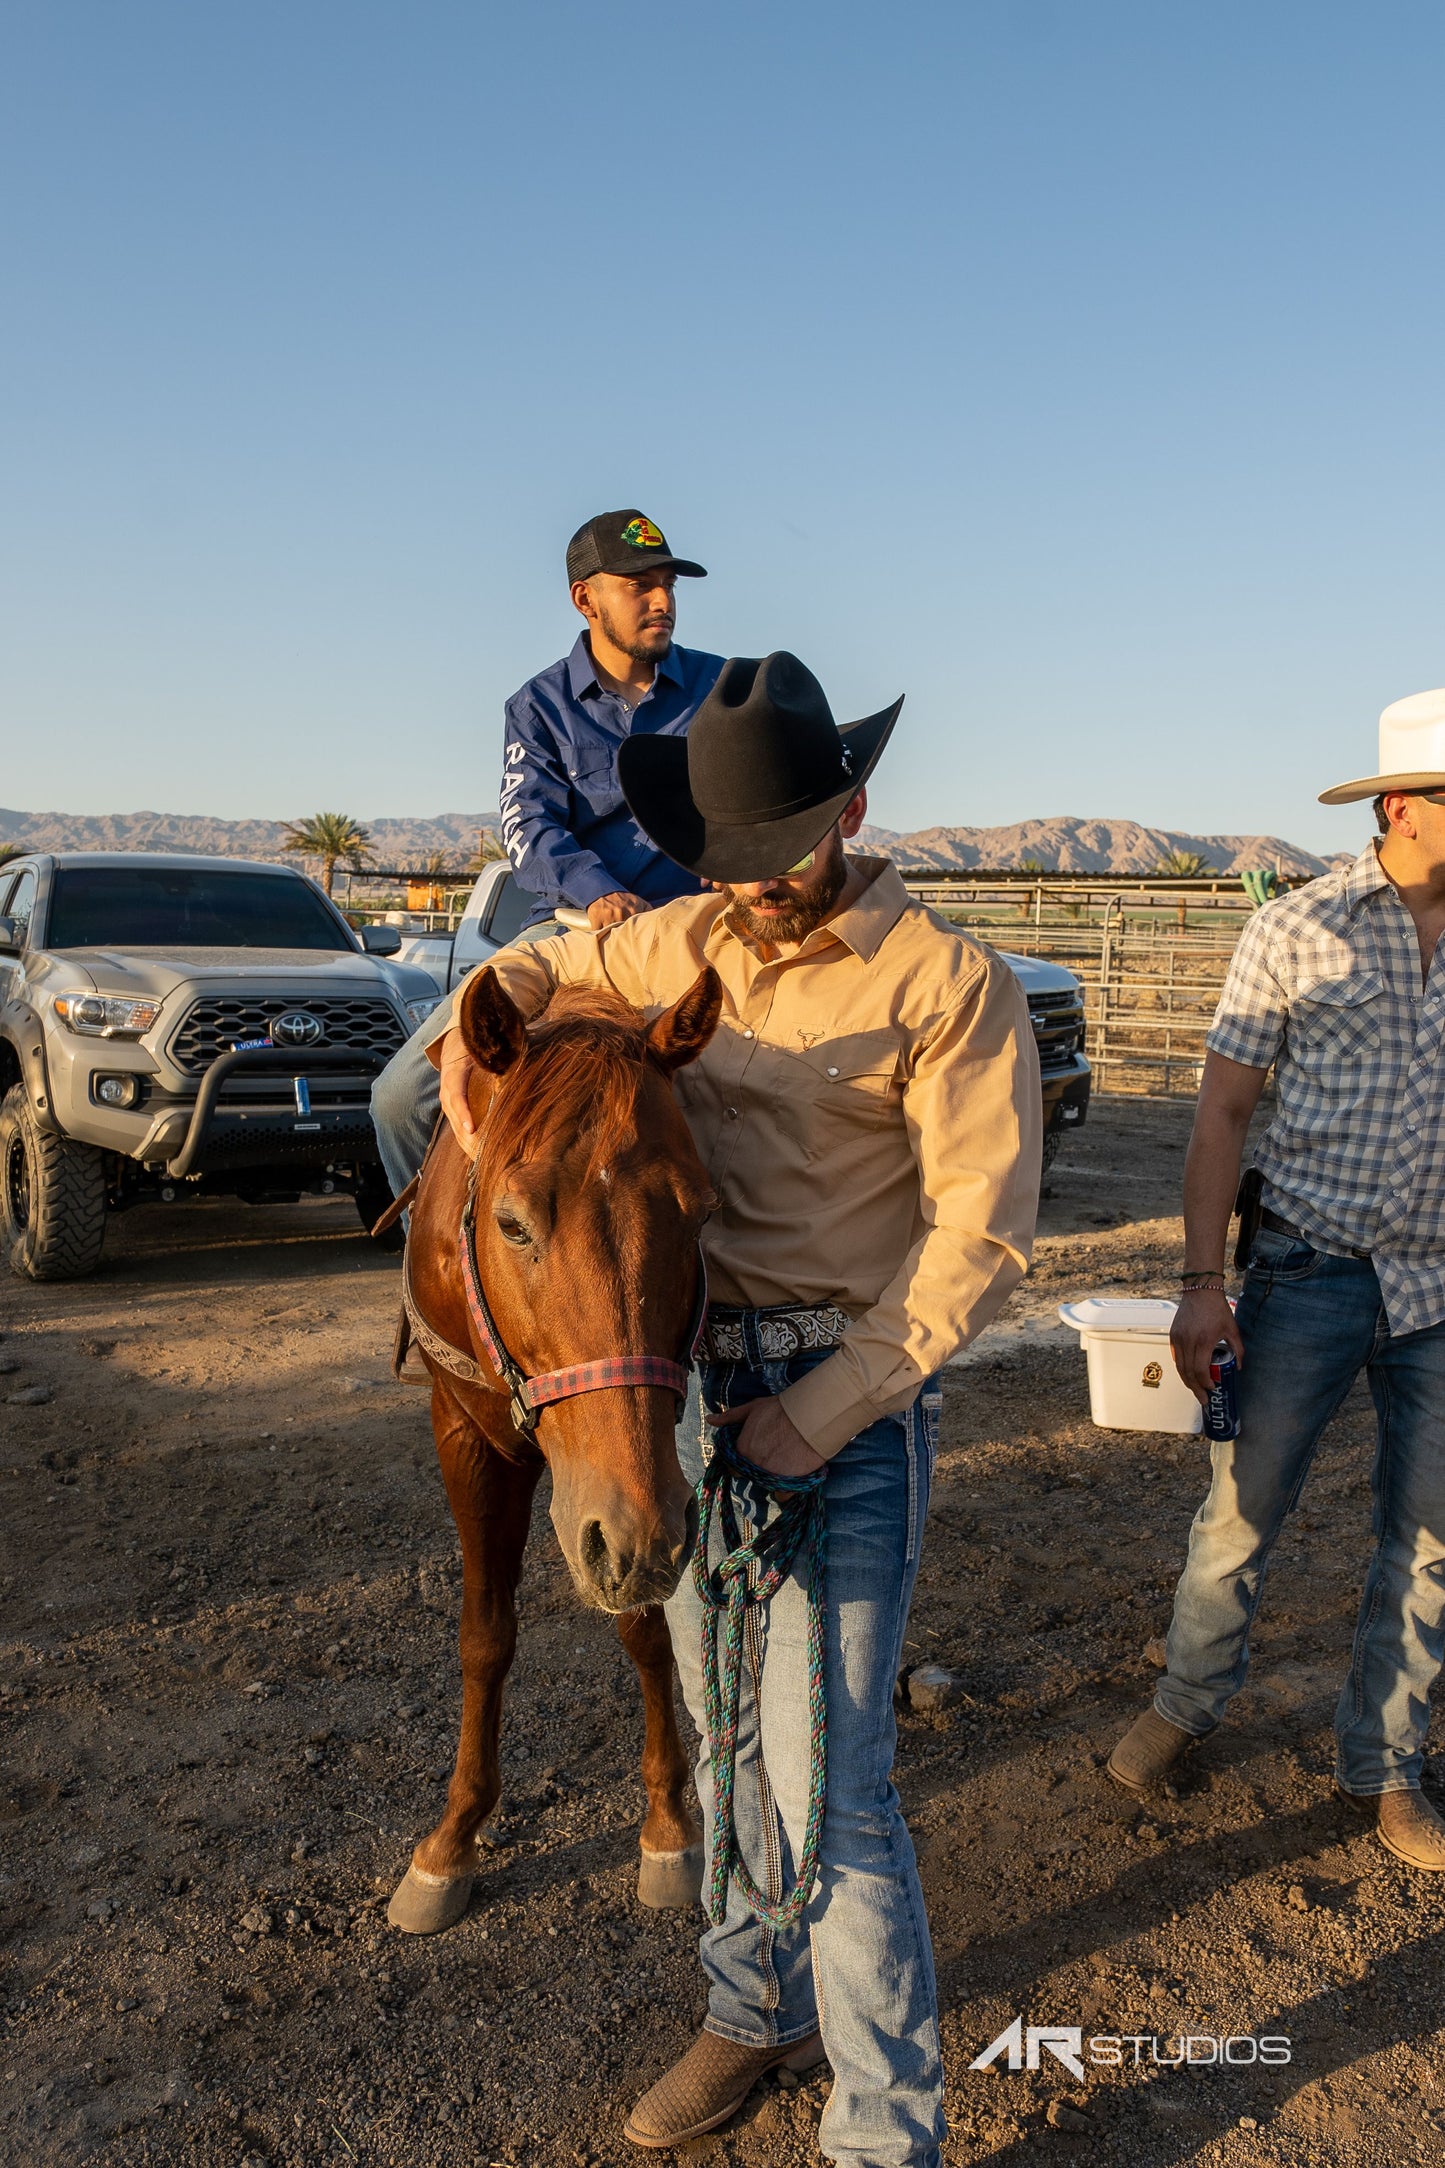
[458, 1184, 707, 1442]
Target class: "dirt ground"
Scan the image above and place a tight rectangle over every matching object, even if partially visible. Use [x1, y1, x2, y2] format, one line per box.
[3, 1096, 1443, 2168]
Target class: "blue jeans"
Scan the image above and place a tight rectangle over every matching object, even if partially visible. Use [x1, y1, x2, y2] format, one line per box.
[666, 1349, 945, 2168]
[369, 920, 560, 1199]
[371, 1005, 444, 1200]
[1156, 1228, 1445, 1795]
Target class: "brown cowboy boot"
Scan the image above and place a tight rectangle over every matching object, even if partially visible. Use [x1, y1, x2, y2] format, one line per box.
[397, 1344, 432, 1386]
[1339, 1787, 1445, 1872]
[624, 2027, 826, 2148]
[1107, 1707, 1211, 1796]
[391, 1302, 432, 1386]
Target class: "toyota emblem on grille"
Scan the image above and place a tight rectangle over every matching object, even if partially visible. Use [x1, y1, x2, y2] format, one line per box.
[271, 1009, 326, 1048]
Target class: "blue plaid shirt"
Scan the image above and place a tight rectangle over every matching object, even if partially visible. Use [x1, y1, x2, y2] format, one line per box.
[1206, 843, 1445, 1333]
[497, 634, 723, 925]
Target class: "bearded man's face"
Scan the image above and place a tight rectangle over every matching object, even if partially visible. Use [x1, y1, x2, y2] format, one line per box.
[586, 570, 676, 662]
[721, 825, 849, 945]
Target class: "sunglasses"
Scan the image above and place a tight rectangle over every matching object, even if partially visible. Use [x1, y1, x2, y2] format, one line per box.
[720, 849, 819, 892]
[747, 851, 818, 881]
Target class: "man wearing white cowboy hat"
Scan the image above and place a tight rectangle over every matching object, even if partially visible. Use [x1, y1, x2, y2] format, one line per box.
[1109, 688, 1445, 1870]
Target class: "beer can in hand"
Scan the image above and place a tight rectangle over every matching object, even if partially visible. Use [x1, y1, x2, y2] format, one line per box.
[1203, 1343, 1240, 1440]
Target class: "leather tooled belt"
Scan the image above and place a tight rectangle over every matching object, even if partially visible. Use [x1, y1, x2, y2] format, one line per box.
[1260, 1207, 1370, 1262]
[697, 1301, 851, 1364]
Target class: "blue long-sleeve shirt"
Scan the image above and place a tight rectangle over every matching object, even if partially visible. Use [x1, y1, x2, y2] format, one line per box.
[498, 634, 724, 924]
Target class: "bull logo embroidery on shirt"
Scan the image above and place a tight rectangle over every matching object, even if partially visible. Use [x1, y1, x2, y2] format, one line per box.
[622, 516, 665, 550]
[797, 1030, 822, 1049]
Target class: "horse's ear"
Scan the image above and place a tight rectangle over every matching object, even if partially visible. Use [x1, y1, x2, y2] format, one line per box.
[458, 967, 528, 1074]
[646, 966, 722, 1075]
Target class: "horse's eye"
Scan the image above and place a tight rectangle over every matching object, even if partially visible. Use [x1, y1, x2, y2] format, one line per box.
[496, 1215, 531, 1247]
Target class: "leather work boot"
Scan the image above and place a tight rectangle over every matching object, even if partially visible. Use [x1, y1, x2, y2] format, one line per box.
[397, 1345, 432, 1387]
[624, 2027, 827, 2148]
[1107, 1707, 1210, 1796]
[1345, 1787, 1445, 1872]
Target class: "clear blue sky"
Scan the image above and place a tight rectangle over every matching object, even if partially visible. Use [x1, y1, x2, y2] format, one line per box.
[2, 2, 1441, 852]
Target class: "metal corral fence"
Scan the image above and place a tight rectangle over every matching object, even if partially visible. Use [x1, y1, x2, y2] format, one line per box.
[899, 870, 1310, 1096]
[339, 861, 1304, 1099]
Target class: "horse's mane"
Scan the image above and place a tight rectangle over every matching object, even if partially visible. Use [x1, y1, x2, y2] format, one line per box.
[483, 987, 653, 1173]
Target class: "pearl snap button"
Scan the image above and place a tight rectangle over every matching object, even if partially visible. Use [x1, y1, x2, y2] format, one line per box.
[743, 1029, 754, 1039]
[725, 1107, 739, 1119]
[826, 1066, 839, 1077]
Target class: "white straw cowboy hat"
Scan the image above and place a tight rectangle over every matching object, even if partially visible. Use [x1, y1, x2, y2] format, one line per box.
[1319, 687, 1445, 805]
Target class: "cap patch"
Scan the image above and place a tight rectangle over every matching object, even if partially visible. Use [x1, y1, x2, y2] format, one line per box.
[622, 516, 665, 550]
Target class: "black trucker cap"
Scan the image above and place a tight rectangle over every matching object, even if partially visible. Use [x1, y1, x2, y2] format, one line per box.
[565, 509, 707, 585]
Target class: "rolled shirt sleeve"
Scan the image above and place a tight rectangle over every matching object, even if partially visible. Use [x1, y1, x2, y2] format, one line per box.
[779, 956, 1042, 1458]
[1203, 908, 1289, 1071]
[422, 921, 646, 1066]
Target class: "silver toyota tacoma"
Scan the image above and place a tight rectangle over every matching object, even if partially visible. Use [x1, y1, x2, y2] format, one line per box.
[0, 852, 441, 1280]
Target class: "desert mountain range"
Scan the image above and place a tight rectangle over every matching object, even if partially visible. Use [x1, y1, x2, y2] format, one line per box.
[0, 807, 1344, 878]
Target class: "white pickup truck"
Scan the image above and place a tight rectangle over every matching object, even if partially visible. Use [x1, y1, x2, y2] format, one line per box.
[390, 863, 1093, 1169]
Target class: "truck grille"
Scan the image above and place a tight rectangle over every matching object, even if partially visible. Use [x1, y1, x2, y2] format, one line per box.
[168, 995, 407, 1076]
[1027, 989, 1086, 1074]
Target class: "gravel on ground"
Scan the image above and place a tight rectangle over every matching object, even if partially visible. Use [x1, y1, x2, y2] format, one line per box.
[2, 1097, 1442, 2167]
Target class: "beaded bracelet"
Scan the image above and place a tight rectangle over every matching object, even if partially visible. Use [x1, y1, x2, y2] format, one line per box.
[1176, 1281, 1227, 1297]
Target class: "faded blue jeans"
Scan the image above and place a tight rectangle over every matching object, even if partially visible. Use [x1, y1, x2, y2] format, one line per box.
[369, 920, 561, 1200]
[1156, 1228, 1445, 1795]
[666, 1348, 945, 2168]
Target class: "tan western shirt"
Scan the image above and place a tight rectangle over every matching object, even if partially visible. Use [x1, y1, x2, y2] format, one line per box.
[427, 858, 1041, 1456]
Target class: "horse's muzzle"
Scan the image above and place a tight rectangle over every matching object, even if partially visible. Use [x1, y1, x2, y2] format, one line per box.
[571, 1491, 698, 1614]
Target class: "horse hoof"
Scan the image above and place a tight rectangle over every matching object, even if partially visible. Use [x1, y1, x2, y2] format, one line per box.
[387, 1864, 474, 1935]
[637, 1843, 704, 1910]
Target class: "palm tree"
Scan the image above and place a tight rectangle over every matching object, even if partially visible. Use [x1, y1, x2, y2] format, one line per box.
[282, 812, 373, 896]
[1153, 850, 1210, 878]
[467, 830, 507, 874]
[1154, 848, 1211, 931]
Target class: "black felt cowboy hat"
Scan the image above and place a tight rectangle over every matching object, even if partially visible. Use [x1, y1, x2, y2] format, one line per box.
[617, 651, 903, 882]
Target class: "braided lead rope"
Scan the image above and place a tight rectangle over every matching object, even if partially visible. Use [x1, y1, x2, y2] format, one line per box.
[694, 1431, 828, 1931]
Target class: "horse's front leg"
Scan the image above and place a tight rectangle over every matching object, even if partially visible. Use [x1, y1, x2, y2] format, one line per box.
[389, 1383, 541, 1934]
[617, 1602, 703, 1909]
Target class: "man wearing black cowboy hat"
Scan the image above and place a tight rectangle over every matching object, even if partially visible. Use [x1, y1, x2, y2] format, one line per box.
[428, 653, 1042, 2163]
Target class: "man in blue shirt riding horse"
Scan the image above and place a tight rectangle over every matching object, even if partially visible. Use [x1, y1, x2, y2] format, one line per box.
[500, 508, 724, 929]
[371, 508, 722, 1196]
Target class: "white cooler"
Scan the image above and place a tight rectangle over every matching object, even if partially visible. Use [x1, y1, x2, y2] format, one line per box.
[1058, 1298, 1203, 1435]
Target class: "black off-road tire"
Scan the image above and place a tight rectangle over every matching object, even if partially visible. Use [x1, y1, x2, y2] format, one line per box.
[0, 1085, 108, 1281]
[1041, 1118, 1064, 1175]
[354, 1164, 405, 1252]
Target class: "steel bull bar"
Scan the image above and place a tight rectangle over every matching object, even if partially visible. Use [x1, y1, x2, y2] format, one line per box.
[165, 1046, 391, 1180]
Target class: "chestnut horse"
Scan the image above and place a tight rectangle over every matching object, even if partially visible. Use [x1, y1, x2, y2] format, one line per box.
[386, 961, 722, 1935]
